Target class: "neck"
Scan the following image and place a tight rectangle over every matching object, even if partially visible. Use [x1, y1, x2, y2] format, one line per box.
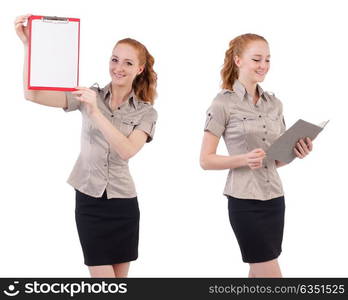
[110, 84, 133, 105]
[237, 77, 258, 98]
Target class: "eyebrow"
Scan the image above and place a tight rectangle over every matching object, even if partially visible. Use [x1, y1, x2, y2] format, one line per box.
[112, 55, 134, 62]
[252, 54, 271, 58]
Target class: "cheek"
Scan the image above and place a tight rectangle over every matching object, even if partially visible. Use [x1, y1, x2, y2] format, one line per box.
[128, 68, 139, 78]
[245, 64, 258, 73]
[109, 62, 115, 71]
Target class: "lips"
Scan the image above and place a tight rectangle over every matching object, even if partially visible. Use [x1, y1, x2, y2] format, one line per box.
[114, 74, 126, 79]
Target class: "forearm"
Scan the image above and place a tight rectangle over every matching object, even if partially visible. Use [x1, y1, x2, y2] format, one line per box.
[200, 153, 247, 170]
[23, 44, 32, 100]
[90, 111, 135, 160]
[23, 44, 38, 100]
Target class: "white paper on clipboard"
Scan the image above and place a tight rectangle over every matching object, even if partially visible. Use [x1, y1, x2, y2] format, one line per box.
[28, 15, 80, 91]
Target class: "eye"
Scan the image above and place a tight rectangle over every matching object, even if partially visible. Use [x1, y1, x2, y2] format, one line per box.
[112, 58, 118, 63]
[252, 59, 261, 62]
[126, 62, 133, 66]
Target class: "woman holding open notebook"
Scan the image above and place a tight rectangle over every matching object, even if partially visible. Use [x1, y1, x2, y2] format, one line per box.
[15, 14, 157, 278]
[200, 34, 314, 277]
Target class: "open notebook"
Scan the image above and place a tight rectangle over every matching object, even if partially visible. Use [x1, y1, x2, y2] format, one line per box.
[267, 119, 329, 163]
[28, 15, 80, 91]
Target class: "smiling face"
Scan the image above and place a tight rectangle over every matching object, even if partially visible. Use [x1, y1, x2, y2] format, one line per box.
[234, 40, 270, 84]
[109, 43, 144, 88]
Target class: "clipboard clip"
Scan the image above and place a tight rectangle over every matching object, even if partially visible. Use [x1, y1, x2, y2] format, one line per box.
[42, 16, 69, 24]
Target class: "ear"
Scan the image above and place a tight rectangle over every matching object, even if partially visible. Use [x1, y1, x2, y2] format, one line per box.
[137, 65, 145, 76]
[234, 55, 241, 67]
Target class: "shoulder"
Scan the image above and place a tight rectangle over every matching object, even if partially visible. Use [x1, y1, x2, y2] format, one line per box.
[136, 100, 158, 120]
[210, 89, 238, 109]
[264, 91, 284, 115]
[264, 90, 281, 102]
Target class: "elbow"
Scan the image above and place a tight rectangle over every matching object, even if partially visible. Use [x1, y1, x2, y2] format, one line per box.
[119, 150, 135, 161]
[24, 91, 35, 102]
[24, 94, 33, 102]
[200, 157, 209, 170]
[120, 153, 131, 161]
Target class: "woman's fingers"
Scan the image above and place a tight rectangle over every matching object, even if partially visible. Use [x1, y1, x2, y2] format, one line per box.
[306, 137, 313, 151]
[248, 158, 263, 164]
[295, 141, 305, 155]
[14, 14, 31, 26]
[75, 87, 93, 92]
[294, 147, 304, 159]
[249, 152, 265, 159]
[293, 138, 313, 160]
[72, 89, 97, 106]
[74, 87, 96, 97]
[251, 148, 265, 155]
[15, 15, 31, 43]
[299, 139, 310, 155]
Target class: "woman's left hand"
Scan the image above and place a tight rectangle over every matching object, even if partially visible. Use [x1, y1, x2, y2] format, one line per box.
[72, 87, 99, 116]
[294, 137, 313, 159]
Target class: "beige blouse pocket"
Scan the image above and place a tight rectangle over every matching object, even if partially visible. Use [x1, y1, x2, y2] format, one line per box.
[266, 114, 281, 136]
[120, 117, 141, 136]
[226, 115, 243, 132]
[241, 115, 258, 135]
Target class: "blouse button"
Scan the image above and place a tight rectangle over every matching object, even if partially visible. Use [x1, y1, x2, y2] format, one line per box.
[259, 115, 262, 118]
[262, 138, 266, 141]
[263, 125, 266, 128]
[111, 115, 114, 117]
[117, 107, 121, 110]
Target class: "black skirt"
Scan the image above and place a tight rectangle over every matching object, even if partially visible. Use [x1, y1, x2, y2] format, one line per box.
[227, 195, 285, 263]
[75, 189, 140, 266]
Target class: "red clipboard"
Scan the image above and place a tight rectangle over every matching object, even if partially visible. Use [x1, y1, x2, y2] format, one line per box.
[28, 15, 80, 91]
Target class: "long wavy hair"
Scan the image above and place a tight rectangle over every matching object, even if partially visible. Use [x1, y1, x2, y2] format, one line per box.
[115, 38, 157, 104]
[221, 33, 268, 90]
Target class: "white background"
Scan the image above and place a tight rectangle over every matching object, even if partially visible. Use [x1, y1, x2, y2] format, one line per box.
[1, 0, 347, 277]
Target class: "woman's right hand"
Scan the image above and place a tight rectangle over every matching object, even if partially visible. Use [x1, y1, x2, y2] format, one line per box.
[14, 14, 31, 45]
[245, 148, 266, 169]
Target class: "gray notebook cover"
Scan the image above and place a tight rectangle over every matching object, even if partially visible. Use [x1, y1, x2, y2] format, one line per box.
[266, 119, 329, 163]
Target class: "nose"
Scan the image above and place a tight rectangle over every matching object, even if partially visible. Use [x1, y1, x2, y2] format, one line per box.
[260, 60, 269, 69]
[113, 62, 124, 73]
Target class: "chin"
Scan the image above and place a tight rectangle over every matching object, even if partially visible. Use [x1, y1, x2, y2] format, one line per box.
[255, 75, 266, 83]
[111, 80, 125, 87]
[112, 78, 127, 85]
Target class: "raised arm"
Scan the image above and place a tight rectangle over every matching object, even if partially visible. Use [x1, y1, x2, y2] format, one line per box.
[15, 14, 67, 108]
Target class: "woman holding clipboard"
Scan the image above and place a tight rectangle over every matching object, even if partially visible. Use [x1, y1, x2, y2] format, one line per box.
[200, 34, 314, 277]
[15, 14, 158, 278]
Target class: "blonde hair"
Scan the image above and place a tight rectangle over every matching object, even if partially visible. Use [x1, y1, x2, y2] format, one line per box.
[221, 33, 268, 90]
[115, 38, 157, 104]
